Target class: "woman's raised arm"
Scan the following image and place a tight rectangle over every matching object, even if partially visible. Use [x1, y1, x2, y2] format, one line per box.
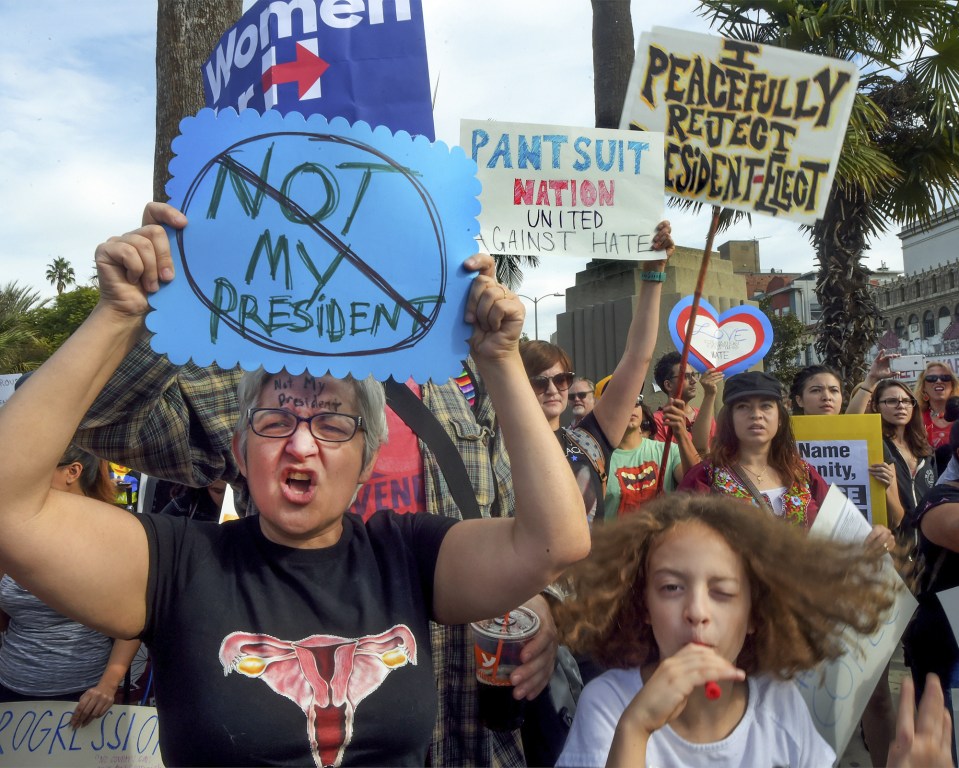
[0, 205, 186, 638]
[432, 255, 589, 624]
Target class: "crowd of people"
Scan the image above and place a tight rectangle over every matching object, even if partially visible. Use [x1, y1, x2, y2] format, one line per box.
[0, 203, 956, 766]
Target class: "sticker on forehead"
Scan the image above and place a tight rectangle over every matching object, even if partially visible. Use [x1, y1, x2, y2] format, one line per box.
[147, 108, 480, 382]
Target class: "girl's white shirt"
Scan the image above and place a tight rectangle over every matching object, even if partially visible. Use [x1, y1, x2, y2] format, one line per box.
[557, 667, 835, 768]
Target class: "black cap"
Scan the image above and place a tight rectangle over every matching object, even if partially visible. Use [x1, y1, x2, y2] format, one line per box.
[722, 371, 783, 405]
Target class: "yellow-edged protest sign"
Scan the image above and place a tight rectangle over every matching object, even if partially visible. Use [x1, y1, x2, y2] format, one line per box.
[792, 414, 887, 526]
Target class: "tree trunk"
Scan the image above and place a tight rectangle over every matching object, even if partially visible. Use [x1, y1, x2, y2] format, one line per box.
[812, 185, 880, 394]
[591, 0, 634, 129]
[154, 0, 242, 201]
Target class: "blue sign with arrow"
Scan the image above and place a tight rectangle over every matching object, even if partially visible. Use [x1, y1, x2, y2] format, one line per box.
[202, 0, 435, 139]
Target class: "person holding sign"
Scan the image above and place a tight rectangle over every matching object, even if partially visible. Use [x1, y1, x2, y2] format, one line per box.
[553, 494, 894, 768]
[678, 371, 828, 526]
[792, 363, 904, 527]
[652, 352, 721, 454]
[790, 363, 901, 765]
[519, 220, 675, 524]
[72, 209, 564, 766]
[0, 207, 590, 767]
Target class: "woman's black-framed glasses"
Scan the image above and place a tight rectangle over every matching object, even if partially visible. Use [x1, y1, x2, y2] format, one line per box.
[248, 408, 364, 443]
[925, 374, 953, 384]
[877, 396, 917, 409]
[529, 372, 575, 395]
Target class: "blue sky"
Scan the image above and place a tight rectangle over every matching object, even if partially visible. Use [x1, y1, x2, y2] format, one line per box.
[0, 1, 905, 341]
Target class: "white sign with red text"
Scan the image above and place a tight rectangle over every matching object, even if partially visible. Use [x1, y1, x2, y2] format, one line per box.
[461, 119, 664, 260]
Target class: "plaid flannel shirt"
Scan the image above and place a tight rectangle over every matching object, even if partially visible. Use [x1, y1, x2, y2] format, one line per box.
[75, 333, 528, 767]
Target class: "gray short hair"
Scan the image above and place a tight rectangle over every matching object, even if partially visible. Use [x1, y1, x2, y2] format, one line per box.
[234, 369, 388, 470]
[572, 377, 595, 392]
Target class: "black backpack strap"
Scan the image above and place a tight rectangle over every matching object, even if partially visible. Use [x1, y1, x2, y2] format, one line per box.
[384, 377, 482, 520]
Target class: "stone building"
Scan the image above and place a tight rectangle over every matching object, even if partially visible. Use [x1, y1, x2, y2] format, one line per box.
[870, 205, 959, 360]
[874, 262, 959, 356]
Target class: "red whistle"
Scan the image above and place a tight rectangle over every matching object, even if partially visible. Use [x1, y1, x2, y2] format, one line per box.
[704, 681, 722, 700]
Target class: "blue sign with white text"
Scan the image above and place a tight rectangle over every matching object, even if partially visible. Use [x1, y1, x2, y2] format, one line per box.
[202, 0, 435, 139]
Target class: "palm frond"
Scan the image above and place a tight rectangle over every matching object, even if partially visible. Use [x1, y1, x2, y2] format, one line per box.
[666, 197, 750, 234]
[493, 253, 541, 291]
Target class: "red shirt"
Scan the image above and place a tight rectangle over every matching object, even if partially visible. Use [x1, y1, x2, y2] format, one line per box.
[923, 409, 953, 450]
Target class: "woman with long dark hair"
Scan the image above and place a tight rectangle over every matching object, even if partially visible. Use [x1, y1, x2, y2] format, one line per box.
[871, 378, 937, 525]
[679, 371, 828, 528]
[791, 364, 901, 765]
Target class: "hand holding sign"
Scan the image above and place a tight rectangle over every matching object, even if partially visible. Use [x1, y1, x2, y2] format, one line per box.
[667, 296, 773, 375]
[147, 109, 480, 381]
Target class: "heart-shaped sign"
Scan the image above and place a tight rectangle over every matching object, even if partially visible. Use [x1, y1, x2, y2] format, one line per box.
[667, 296, 773, 375]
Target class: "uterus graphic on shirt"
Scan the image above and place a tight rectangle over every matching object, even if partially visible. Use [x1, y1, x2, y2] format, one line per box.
[219, 625, 417, 768]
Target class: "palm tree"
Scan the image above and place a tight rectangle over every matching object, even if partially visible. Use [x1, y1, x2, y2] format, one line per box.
[45, 257, 76, 295]
[0, 282, 48, 372]
[695, 0, 959, 391]
[591, 0, 634, 130]
[494, 253, 541, 291]
[155, 0, 242, 200]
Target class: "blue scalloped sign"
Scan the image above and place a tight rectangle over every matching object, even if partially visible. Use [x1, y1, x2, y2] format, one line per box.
[667, 296, 774, 376]
[147, 108, 480, 381]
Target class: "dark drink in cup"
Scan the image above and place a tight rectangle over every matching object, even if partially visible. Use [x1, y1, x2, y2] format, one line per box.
[470, 607, 540, 731]
[477, 678, 527, 731]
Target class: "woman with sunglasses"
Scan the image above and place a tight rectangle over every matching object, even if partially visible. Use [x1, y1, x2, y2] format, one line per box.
[604, 397, 696, 519]
[914, 363, 959, 474]
[519, 221, 674, 523]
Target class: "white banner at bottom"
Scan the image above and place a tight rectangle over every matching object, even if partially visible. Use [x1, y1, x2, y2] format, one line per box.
[0, 702, 161, 767]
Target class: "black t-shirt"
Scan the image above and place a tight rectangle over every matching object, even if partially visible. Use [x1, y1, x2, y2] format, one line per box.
[905, 483, 959, 679]
[138, 510, 456, 767]
[556, 410, 613, 524]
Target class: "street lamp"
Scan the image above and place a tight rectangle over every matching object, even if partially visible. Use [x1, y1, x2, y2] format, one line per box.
[517, 292, 563, 340]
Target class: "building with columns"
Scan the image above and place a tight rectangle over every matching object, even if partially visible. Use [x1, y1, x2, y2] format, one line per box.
[870, 205, 959, 361]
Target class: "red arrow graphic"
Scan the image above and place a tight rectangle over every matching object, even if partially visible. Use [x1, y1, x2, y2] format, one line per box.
[262, 43, 330, 99]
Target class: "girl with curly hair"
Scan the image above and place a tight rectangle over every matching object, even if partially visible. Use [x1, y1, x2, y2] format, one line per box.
[555, 494, 898, 767]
